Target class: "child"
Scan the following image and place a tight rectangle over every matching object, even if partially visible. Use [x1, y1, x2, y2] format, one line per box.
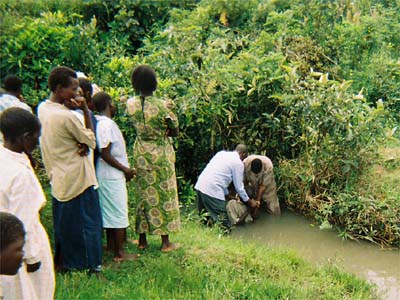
[0, 107, 55, 300]
[0, 212, 25, 276]
[92, 92, 138, 262]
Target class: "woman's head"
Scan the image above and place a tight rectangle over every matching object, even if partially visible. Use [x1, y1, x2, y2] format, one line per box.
[0, 212, 25, 275]
[131, 65, 157, 95]
[0, 107, 41, 154]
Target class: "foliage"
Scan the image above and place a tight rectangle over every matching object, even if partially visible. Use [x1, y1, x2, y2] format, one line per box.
[1, 0, 399, 246]
[0, 11, 97, 105]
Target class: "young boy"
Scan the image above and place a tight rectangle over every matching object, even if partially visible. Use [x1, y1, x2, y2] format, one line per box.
[0, 212, 25, 276]
[92, 92, 138, 262]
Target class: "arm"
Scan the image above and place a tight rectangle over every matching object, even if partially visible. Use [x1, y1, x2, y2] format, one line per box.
[6, 175, 42, 271]
[231, 163, 249, 202]
[165, 126, 179, 137]
[165, 101, 179, 137]
[74, 96, 94, 132]
[256, 185, 267, 203]
[101, 143, 135, 181]
[65, 113, 96, 149]
[82, 105, 94, 132]
[232, 162, 259, 208]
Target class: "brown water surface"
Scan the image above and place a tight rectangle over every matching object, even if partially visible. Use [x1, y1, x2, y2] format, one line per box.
[231, 211, 400, 300]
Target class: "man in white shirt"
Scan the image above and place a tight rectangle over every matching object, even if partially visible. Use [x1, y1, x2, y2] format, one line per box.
[195, 144, 258, 229]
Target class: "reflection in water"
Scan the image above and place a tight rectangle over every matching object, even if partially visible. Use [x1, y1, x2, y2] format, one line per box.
[231, 211, 400, 300]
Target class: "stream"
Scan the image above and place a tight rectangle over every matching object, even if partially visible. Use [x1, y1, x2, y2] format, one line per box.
[231, 211, 400, 300]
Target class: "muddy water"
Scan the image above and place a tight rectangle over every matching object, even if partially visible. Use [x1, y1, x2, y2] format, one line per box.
[231, 211, 400, 300]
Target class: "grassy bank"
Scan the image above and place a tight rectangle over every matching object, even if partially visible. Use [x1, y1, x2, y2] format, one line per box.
[279, 141, 400, 247]
[38, 194, 377, 300]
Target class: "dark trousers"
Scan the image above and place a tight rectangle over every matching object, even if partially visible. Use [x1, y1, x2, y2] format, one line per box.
[196, 190, 231, 228]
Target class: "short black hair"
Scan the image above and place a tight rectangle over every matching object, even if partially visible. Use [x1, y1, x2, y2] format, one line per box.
[79, 77, 93, 98]
[48, 66, 77, 92]
[251, 158, 263, 174]
[0, 212, 25, 251]
[3, 75, 22, 93]
[92, 92, 112, 113]
[131, 65, 157, 94]
[0, 107, 41, 143]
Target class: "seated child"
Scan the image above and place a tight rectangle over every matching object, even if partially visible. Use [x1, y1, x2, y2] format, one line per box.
[92, 92, 138, 262]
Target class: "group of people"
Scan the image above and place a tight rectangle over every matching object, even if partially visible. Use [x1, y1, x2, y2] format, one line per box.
[195, 144, 280, 230]
[0, 65, 181, 299]
[0, 65, 280, 300]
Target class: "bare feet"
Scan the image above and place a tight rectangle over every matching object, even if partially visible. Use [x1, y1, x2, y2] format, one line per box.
[160, 243, 181, 253]
[113, 253, 140, 262]
[138, 233, 148, 250]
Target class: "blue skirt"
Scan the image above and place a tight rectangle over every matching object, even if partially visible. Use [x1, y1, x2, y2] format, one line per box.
[52, 186, 103, 271]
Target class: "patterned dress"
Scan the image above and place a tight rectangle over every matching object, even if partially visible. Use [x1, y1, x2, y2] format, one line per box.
[127, 96, 181, 235]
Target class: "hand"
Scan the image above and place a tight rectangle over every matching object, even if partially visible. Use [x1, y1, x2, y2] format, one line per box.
[250, 206, 260, 219]
[247, 198, 260, 209]
[124, 168, 136, 182]
[77, 143, 89, 156]
[67, 96, 88, 110]
[18, 95, 26, 102]
[26, 261, 41, 273]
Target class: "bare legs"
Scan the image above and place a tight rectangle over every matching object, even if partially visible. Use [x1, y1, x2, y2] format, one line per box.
[106, 228, 139, 262]
[138, 233, 148, 250]
[138, 233, 180, 252]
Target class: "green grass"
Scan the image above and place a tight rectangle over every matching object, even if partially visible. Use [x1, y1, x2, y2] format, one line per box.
[39, 197, 377, 300]
[358, 140, 400, 198]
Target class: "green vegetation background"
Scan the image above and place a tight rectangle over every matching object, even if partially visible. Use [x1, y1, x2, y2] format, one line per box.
[2, 0, 397, 246]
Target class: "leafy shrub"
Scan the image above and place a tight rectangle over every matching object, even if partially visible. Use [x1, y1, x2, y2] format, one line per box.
[0, 11, 98, 105]
[1, 0, 398, 246]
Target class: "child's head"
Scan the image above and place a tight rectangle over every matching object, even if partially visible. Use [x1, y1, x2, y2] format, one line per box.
[93, 92, 115, 117]
[0, 212, 26, 275]
[0, 107, 41, 154]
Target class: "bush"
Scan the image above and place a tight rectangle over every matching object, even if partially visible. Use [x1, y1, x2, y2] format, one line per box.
[0, 11, 98, 105]
[1, 0, 398, 246]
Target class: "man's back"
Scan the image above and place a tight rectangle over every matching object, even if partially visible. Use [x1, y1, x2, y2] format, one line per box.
[195, 151, 245, 201]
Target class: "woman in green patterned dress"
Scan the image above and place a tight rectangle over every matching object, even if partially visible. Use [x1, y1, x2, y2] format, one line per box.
[127, 65, 181, 252]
